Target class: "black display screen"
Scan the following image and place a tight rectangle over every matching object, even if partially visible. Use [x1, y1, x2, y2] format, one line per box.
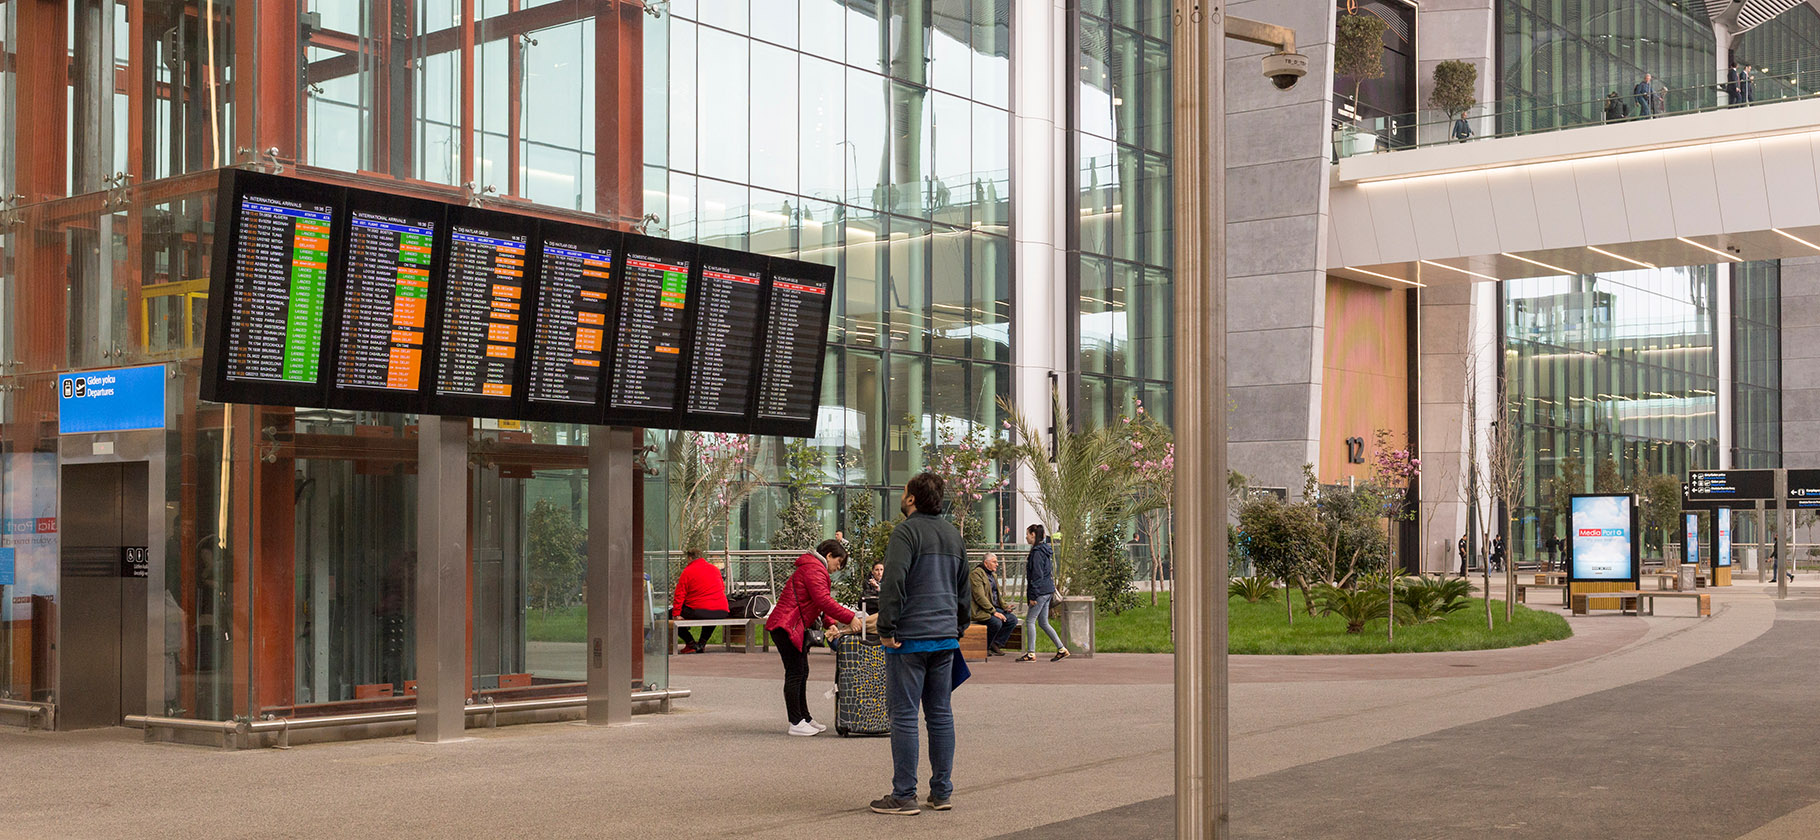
[524, 225, 618, 421]
[683, 248, 765, 429]
[609, 236, 694, 416]
[222, 195, 334, 385]
[433, 222, 528, 405]
[330, 206, 439, 402]
[755, 261, 835, 436]
[202, 170, 345, 407]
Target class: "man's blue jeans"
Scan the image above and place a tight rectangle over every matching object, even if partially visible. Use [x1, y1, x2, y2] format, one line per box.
[885, 648, 956, 800]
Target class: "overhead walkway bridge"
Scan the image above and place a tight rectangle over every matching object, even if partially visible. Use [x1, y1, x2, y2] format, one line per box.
[1327, 98, 1820, 286]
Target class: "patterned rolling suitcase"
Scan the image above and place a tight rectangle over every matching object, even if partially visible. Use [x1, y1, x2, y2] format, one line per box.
[832, 634, 890, 737]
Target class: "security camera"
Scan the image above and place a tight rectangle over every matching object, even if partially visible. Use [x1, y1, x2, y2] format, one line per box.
[1262, 51, 1309, 90]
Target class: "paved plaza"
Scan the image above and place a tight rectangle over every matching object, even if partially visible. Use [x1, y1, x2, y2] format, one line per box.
[2, 580, 1815, 839]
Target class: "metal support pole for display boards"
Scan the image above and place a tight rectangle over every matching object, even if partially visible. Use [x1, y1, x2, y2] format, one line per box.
[1775, 470, 1789, 600]
[1757, 501, 1767, 583]
[416, 415, 471, 743]
[588, 427, 640, 726]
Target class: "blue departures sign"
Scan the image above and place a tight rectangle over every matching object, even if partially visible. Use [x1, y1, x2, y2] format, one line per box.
[58, 365, 168, 434]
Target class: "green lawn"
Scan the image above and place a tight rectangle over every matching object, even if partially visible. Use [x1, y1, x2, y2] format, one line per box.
[532, 591, 1575, 656]
[528, 606, 588, 643]
[1092, 591, 1573, 655]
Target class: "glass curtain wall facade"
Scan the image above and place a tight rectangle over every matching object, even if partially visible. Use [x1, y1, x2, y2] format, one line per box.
[643, 2, 1015, 552]
[0, 2, 660, 721]
[1497, 1, 1820, 131]
[1074, 1, 1172, 429]
[1504, 269, 1721, 560]
[1733, 261, 1782, 469]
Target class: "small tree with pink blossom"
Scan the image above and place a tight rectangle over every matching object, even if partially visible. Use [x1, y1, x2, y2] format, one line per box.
[1122, 402, 1175, 605]
[924, 423, 1009, 548]
[1368, 428, 1421, 639]
[667, 431, 762, 561]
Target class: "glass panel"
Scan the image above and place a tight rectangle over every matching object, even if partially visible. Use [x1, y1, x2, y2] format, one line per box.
[697, 28, 750, 183]
[751, 43, 801, 194]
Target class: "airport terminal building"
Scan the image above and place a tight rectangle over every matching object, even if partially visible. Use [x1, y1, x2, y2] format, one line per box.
[1, 0, 1818, 737]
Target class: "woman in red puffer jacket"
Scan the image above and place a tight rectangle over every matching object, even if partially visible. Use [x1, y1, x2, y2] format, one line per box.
[764, 538, 860, 736]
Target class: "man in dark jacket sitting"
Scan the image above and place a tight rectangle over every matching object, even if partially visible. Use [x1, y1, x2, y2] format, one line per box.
[969, 553, 1019, 656]
[870, 472, 972, 817]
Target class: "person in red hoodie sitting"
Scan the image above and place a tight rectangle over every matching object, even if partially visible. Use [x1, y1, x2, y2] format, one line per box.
[671, 555, 730, 654]
[764, 539, 862, 735]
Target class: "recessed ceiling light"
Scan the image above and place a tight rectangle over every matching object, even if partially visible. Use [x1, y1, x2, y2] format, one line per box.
[1420, 260, 1500, 281]
[1586, 246, 1656, 269]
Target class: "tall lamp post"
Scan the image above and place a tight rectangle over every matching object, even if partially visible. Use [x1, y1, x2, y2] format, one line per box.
[1171, 6, 1303, 838]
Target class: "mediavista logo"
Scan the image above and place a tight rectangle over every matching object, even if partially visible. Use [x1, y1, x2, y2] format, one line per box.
[1578, 528, 1627, 537]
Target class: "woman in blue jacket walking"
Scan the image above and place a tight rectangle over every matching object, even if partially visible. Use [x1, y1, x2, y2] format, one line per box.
[1016, 524, 1069, 662]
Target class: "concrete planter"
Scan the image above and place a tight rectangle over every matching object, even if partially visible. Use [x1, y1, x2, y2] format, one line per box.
[1052, 595, 1096, 658]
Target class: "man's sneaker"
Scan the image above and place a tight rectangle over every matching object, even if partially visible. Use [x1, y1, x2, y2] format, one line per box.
[807, 719, 827, 732]
[869, 795, 921, 815]
[788, 721, 819, 737]
[924, 795, 952, 811]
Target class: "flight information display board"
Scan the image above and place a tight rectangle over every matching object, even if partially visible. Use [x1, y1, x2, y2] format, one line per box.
[430, 211, 532, 416]
[755, 260, 836, 437]
[523, 223, 619, 424]
[609, 235, 693, 420]
[202, 171, 342, 406]
[201, 171, 836, 437]
[682, 247, 766, 431]
[329, 201, 442, 410]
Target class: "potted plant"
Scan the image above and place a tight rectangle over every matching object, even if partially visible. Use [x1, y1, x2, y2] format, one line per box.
[1334, 11, 1388, 156]
[1428, 60, 1479, 142]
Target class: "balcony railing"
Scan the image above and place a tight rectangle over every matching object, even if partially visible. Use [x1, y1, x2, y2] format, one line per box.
[1336, 64, 1820, 159]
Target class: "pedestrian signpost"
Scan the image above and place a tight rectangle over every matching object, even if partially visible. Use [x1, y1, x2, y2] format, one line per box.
[1682, 469, 1787, 597]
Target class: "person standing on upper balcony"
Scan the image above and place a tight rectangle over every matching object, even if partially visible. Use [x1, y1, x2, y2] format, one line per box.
[1727, 60, 1743, 106]
[1634, 73, 1656, 117]
[1604, 92, 1627, 122]
[1741, 64, 1757, 105]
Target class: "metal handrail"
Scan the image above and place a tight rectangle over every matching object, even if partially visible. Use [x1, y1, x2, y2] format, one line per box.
[0, 700, 52, 729]
[123, 688, 691, 749]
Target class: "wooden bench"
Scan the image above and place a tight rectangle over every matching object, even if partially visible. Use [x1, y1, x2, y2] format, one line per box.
[959, 624, 991, 662]
[1570, 592, 1639, 615]
[1515, 582, 1568, 606]
[670, 618, 759, 654]
[1642, 572, 1680, 591]
[1614, 590, 1711, 618]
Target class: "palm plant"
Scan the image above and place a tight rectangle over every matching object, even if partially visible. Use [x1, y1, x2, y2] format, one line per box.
[1000, 392, 1141, 594]
[1395, 576, 1473, 624]
[1310, 583, 1410, 634]
[1228, 575, 1278, 603]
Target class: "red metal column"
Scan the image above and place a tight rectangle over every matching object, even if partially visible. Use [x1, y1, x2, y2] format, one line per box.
[12, 0, 71, 459]
[460, 0, 476, 186]
[595, 0, 644, 226]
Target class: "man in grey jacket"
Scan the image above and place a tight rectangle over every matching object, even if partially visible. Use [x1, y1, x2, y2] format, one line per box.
[869, 472, 971, 816]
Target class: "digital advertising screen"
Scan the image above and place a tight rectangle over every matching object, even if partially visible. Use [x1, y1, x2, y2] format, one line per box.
[681, 247, 766, 432]
[607, 235, 695, 421]
[1684, 513, 1701, 567]
[202, 170, 342, 407]
[754, 260, 836, 438]
[429, 209, 533, 417]
[1717, 508, 1733, 567]
[328, 193, 445, 412]
[522, 223, 619, 424]
[1569, 494, 1638, 582]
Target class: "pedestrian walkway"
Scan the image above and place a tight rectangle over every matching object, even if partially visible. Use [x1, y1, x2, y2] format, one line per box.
[0, 582, 1804, 839]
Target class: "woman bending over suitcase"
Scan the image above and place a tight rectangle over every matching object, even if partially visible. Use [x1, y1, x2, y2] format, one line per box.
[765, 539, 862, 736]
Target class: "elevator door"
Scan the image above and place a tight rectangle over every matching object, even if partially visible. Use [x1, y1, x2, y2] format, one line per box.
[58, 461, 149, 729]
